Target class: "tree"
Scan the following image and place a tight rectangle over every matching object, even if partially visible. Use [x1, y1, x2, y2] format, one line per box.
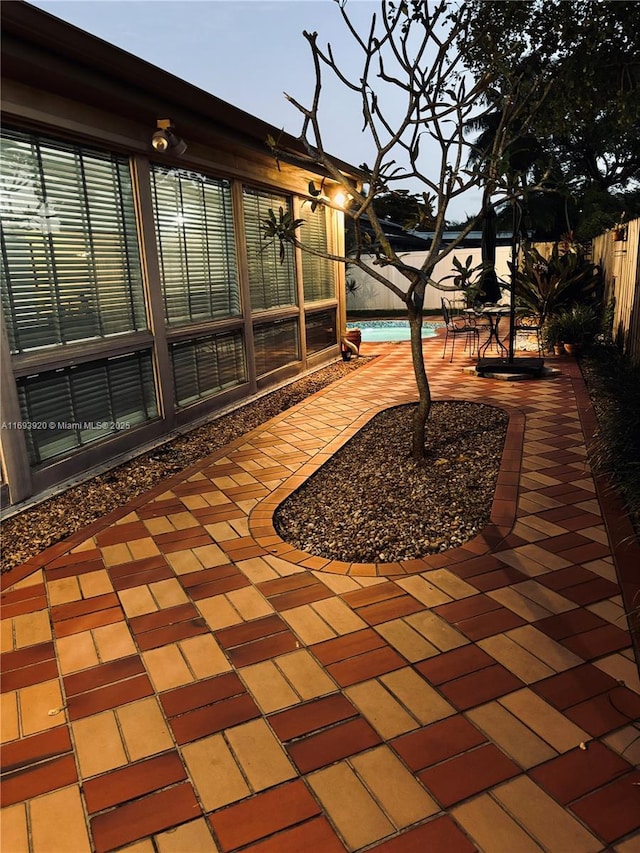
[266, 0, 550, 460]
[464, 1, 640, 239]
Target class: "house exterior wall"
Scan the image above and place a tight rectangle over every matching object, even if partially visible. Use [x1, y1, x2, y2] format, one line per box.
[0, 10, 348, 509]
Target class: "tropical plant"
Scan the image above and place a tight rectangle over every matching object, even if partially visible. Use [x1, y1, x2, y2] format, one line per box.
[545, 304, 601, 348]
[514, 242, 601, 324]
[437, 255, 488, 307]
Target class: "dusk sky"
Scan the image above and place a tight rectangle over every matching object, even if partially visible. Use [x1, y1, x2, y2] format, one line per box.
[29, 0, 482, 220]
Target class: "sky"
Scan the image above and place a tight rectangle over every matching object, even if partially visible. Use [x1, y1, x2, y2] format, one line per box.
[29, 0, 482, 220]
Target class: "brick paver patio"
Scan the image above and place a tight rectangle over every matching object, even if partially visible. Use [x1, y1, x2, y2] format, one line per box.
[2, 332, 639, 852]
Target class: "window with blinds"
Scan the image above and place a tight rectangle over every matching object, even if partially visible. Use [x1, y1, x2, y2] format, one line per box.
[253, 317, 299, 377]
[305, 309, 337, 354]
[151, 166, 240, 325]
[0, 129, 146, 354]
[243, 188, 297, 312]
[17, 350, 158, 465]
[170, 330, 246, 407]
[300, 205, 335, 302]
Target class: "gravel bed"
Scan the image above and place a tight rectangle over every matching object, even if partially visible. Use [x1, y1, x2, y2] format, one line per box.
[0, 359, 371, 574]
[275, 401, 508, 563]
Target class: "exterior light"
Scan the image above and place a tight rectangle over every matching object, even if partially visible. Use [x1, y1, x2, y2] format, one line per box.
[151, 119, 187, 156]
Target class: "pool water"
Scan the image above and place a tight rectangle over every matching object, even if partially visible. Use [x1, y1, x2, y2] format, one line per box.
[347, 319, 439, 343]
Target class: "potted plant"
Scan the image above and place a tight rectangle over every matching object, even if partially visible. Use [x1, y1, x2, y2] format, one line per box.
[542, 315, 565, 356]
[548, 304, 601, 356]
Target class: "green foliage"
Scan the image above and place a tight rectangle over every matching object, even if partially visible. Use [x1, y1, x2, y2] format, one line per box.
[438, 255, 488, 306]
[514, 243, 601, 324]
[544, 304, 602, 347]
[261, 207, 305, 263]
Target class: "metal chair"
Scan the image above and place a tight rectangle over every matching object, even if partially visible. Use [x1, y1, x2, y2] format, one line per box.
[514, 313, 543, 356]
[441, 298, 480, 362]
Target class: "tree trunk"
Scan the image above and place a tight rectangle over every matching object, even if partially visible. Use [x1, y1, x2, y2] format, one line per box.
[407, 304, 432, 460]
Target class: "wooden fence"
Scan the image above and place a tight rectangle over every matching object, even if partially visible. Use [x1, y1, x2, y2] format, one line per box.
[592, 218, 640, 365]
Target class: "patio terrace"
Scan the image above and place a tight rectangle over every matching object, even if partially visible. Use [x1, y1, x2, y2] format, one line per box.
[1, 332, 639, 852]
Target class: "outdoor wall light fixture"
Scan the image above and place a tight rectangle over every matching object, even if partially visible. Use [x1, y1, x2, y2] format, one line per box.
[151, 119, 187, 156]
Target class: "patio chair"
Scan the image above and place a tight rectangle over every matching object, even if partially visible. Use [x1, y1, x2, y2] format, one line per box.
[441, 298, 480, 362]
[514, 313, 543, 356]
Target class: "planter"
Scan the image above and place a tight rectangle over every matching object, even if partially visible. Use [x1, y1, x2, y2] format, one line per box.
[553, 343, 565, 356]
[564, 342, 581, 356]
[341, 328, 361, 361]
[613, 227, 627, 243]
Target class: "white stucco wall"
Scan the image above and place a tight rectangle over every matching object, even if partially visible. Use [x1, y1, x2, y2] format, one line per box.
[346, 247, 512, 312]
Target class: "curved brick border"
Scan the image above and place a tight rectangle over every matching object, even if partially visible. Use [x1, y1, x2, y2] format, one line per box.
[248, 398, 525, 577]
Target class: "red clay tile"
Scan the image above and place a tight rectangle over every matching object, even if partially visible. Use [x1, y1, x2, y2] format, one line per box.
[1, 754, 77, 807]
[67, 674, 155, 721]
[342, 582, 406, 609]
[562, 624, 632, 659]
[1, 726, 72, 773]
[535, 610, 606, 641]
[286, 717, 381, 773]
[46, 558, 107, 581]
[129, 603, 200, 634]
[356, 595, 425, 625]
[1, 590, 48, 618]
[560, 542, 612, 564]
[536, 566, 599, 591]
[570, 771, 640, 845]
[466, 566, 528, 592]
[179, 565, 238, 587]
[1, 641, 56, 672]
[64, 656, 145, 696]
[434, 594, 501, 623]
[153, 532, 213, 553]
[534, 532, 592, 553]
[90, 782, 201, 853]
[161, 672, 245, 717]
[530, 741, 633, 805]
[48, 549, 103, 570]
[107, 555, 168, 582]
[170, 693, 261, 744]
[228, 631, 300, 667]
[138, 499, 188, 519]
[137, 620, 210, 652]
[83, 752, 187, 813]
[268, 694, 357, 742]
[369, 815, 476, 853]
[457, 607, 526, 641]
[564, 686, 640, 737]
[216, 614, 289, 649]
[446, 555, 506, 580]
[209, 779, 321, 851]
[561, 578, 620, 605]
[438, 664, 524, 711]
[192, 506, 246, 524]
[419, 743, 520, 807]
[51, 593, 120, 623]
[556, 512, 603, 532]
[392, 715, 486, 771]
[238, 815, 345, 853]
[1, 659, 59, 692]
[96, 522, 150, 547]
[269, 585, 333, 612]
[415, 645, 494, 686]
[532, 663, 619, 710]
[326, 646, 405, 687]
[111, 565, 174, 591]
[53, 607, 124, 638]
[311, 629, 386, 666]
[185, 574, 250, 599]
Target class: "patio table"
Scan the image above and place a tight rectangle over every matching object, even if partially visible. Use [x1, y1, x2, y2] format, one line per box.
[464, 306, 510, 357]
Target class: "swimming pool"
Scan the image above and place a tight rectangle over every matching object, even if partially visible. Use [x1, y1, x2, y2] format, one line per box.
[347, 319, 440, 342]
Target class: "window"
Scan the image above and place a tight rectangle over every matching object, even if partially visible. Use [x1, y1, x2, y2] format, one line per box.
[17, 351, 158, 465]
[243, 188, 297, 311]
[171, 330, 246, 407]
[305, 309, 337, 354]
[0, 129, 146, 353]
[253, 318, 299, 376]
[300, 205, 335, 302]
[151, 166, 240, 325]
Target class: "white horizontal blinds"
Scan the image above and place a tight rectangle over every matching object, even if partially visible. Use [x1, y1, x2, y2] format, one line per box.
[305, 309, 337, 354]
[17, 351, 158, 465]
[300, 205, 335, 302]
[253, 318, 299, 377]
[243, 188, 297, 311]
[171, 330, 246, 407]
[0, 129, 145, 354]
[151, 166, 240, 325]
